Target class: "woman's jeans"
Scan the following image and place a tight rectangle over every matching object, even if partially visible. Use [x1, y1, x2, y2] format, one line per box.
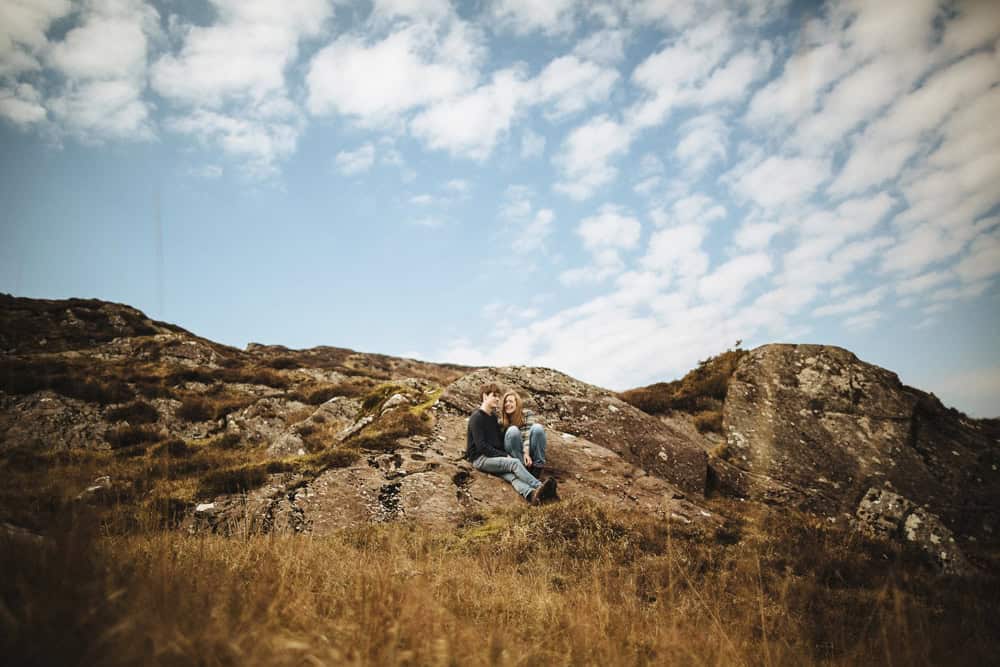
[504, 424, 547, 467]
[473, 455, 540, 499]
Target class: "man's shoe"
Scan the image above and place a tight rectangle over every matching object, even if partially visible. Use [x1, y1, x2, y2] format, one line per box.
[529, 464, 545, 479]
[538, 477, 558, 502]
[527, 485, 543, 505]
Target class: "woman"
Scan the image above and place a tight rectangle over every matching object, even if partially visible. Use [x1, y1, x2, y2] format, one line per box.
[500, 390, 548, 478]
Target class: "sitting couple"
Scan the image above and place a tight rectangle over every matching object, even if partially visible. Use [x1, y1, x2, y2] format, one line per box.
[465, 382, 557, 505]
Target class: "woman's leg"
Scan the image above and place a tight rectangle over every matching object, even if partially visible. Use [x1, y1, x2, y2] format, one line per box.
[528, 423, 547, 466]
[504, 426, 525, 464]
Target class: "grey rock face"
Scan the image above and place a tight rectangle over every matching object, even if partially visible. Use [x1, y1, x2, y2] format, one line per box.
[0, 392, 108, 452]
[192, 396, 721, 535]
[856, 487, 975, 576]
[226, 397, 308, 448]
[442, 366, 708, 498]
[720, 344, 1000, 540]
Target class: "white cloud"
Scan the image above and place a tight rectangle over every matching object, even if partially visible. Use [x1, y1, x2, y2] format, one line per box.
[633, 176, 661, 197]
[792, 55, 923, 155]
[40, 0, 159, 140]
[675, 115, 728, 175]
[734, 221, 782, 250]
[0, 0, 71, 77]
[411, 66, 531, 159]
[843, 310, 882, 331]
[954, 233, 1000, 284]
[829, 49, 999, 196]
[940, 0, 1000, 57]
[641, 223, 708, 284]
[745, 41, 851, 127]
[155, 0, 329, 108]
[573, 28, 627, 64]
[445, 179, 469, 193]
[520, 129, 545, 158]
[697, 252, 772, 306]
[553, 115, 633, 199]
[560, 205, 641, 286]
[412, 216, 445, 228]
[695, 44, 773, 105]
[307, 21, 480, 123]
[534, 55, 618, 118]
[880, 222, 971, 276]
[730, 155, 831, 209]
[671, 194, 726, 227]
[513, 209, 554, 253]
[335, 143, 376, 175]
[189, 164, 223, 179]
[0, 82, 45, 125]
[371, 0, 453, 24]
[895, 270, 953, 296]
[167, 110, 299, 179]
[491, 0, 577, 35]
[627, 0, 702, 30]
[577, 205, 641, 251]
[151, 0, 332, 173]
[813, 286, 888, 317]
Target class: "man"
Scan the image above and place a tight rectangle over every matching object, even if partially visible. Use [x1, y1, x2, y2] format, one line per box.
[466, 382, 557, 504]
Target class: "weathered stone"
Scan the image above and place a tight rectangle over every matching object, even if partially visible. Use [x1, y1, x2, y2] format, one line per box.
[225, 397, 308, 448]
[441, 367, 708, 498]
[0, 392, 108, 452]
[380, 393, 411, 414]
[721, 344, 1000, 540]
[281, 408, 720, 533]
[855, 487, 975, 575]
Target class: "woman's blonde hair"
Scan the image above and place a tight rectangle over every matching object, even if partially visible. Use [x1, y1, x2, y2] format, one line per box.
[500, 390, 525, 429]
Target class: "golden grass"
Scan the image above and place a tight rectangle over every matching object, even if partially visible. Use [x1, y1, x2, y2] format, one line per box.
[621, 348, 747, 417]
[2, 500, 997, 667]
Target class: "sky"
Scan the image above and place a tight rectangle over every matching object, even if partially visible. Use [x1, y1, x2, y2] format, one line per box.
[1, 0, 999, 417]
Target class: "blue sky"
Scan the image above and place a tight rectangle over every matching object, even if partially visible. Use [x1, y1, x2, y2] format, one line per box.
[1, 0, 998, 417]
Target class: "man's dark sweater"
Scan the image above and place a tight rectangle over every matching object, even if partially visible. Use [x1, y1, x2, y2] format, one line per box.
[466, 409, 507, 461]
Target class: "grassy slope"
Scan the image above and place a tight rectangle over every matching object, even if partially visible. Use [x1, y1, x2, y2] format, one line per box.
[3, 500, 998, 666]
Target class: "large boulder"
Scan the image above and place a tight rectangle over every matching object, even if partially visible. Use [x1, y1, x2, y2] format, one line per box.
[441, 366, 708, 498]
[718, 344, 1000, 540]
[189, 396, 721, 534]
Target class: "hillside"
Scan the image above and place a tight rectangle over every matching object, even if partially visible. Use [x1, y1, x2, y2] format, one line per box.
[2, 294, 999, 665]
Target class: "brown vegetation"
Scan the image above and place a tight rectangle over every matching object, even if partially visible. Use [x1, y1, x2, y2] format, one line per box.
[2, 500, 997, 666]
[620, 347, 747, 427]
[285, 379, 371, 405]
[105, 400, 159, 424]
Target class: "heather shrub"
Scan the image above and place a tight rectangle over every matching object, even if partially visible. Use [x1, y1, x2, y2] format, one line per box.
[105, 400, 159, 424]
[621, 347, 747, 415]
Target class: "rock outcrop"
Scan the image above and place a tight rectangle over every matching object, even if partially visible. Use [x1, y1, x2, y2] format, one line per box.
[186, 375, 721, 535]
[855, 487, 975, 576]
[442, 367, 708, 498]
[716, 344, 1000, 543]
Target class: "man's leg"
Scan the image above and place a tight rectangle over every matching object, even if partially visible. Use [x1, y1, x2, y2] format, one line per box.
[477, 456, 540, 499]
[504, 426, 525, 464]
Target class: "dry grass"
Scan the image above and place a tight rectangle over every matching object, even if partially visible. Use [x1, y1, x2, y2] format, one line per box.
[621, 347, 747, 417]
[2, 500, 997, 667]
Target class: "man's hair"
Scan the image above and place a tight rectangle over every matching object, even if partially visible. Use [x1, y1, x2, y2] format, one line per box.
[479, 382, 501, 400]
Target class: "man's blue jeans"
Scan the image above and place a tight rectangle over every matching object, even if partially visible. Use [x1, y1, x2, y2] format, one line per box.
[473, 455, 541, 499]
[504, 424, 547, 467]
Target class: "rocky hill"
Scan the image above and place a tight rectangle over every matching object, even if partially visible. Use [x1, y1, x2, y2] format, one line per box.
[1, 294, 997, 575]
